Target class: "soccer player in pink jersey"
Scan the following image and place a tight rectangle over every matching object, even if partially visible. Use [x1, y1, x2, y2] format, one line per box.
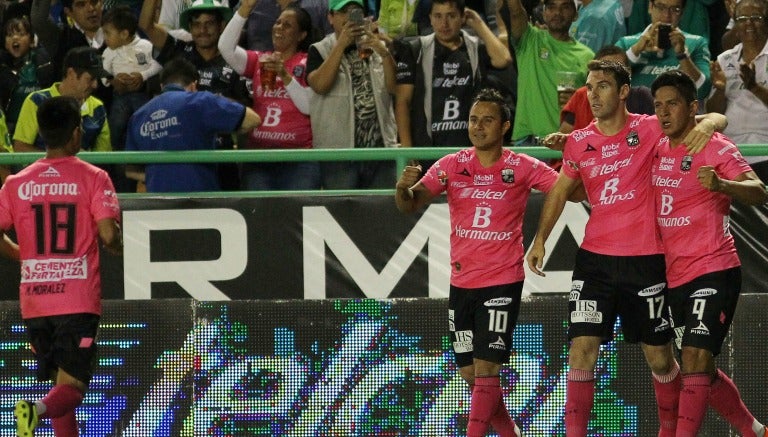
[0, 96, 122, 437]
[396, 88, 583, 437]
[526, 60, 728, 437]
[651, 70, 768, 437]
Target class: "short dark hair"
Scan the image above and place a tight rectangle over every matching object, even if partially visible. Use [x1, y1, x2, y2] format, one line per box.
[160, 58, 200, 86]
[472, 88, 511, 124]
[594, 45, 625, 60]
[37, 97, 81, 149]
[651, 0, 687, 10]
[188, 9, 224, 25]
[102, 5, 138, 36]
[651, 70, 697, 104]
[283, 5, 316, 52]
[4, 16, 32, 39]
[430, 0, 465, 14]
[587, 59, 631, 88]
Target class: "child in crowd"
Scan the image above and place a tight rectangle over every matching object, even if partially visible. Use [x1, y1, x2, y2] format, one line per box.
[0, 17, 55, 136]
[102, 5, 162, 192]
[102, 5, 161, 152]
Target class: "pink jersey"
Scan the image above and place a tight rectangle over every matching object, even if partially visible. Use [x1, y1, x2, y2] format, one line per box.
[562, 113, 664, 256]
[651, 133, 750, 287]
[0, 157, 121, 318]
[420, 148, 557, 288]
[244, 50, 312, 149]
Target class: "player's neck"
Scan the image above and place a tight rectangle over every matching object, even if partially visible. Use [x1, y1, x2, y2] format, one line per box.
[595, 109, 629, 137]
[195, 46, 220, 62]
[475, 146, 502, 168]
[669, 126, 695, 148]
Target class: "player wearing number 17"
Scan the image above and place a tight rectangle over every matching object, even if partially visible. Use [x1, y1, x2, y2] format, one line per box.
[0, 96, 122, 437]
[396, 88, 583, 437]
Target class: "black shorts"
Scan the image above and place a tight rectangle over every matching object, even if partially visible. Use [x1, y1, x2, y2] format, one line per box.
[569, 249, 672, 345]
[448, 282, 523, 368]
[24, 313, 100, 385]
[668, 267, 741, 356]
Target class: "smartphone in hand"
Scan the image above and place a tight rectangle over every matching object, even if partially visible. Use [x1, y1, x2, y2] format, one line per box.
[657, 23, 672, 50]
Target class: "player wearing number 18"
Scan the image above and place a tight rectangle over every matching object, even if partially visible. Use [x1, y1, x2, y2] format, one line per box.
[0, 96, 122, 437]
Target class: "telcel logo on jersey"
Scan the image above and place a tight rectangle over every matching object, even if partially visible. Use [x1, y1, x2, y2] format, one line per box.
[17, 181, 78, 201]
[652, 175, 682, 188]
[595, 155, 633, 177]
[470, 189, 506, 200]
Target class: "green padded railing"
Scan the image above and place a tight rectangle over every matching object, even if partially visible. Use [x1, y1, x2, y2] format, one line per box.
[1, 145, 765, 197]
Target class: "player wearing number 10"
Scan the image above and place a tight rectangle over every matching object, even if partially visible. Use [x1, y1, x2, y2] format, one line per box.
[0, 96, 122, 437]
[397, 89, 584, 437]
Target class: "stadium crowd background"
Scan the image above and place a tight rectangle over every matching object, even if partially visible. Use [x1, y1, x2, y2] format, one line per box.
[0, 0, 760, 193]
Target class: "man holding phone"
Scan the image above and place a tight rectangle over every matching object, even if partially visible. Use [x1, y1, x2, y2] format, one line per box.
[615, 0, 712, 101]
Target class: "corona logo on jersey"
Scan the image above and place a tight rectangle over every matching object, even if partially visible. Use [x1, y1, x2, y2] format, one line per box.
[17, 181, 79, 201]
[140, 109, 180, 139]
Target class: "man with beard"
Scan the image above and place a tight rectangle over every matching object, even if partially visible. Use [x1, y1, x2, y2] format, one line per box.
[499, 0, 593, 144]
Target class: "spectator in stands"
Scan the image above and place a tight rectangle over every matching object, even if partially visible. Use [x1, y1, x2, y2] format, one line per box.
[569, 0, 625, 53]
[125, 59, 261, 193]
[31, 0, 114, 106]
[140, 0, 250, 190]
[500, 0, 593, 144]
[0, 17, 55, 136]
[394, 0, 511, 157]
[157, 0, 195, 41]
[615, 0, 711, 101]
[707, 0, 768, 172]
[219, 0, 320, 190]
[102, 5, 161, 191]
[246, 0, 331, 51]
[13, 47, 111, 153]
[625, 0, 717, 46]
[307, 0, 398, 189]
[560, 45, 654, 134]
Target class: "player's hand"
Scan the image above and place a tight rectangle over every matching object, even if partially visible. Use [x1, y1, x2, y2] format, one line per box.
[710, 60, 726, 91]
[542, 132, 567, 151]
[684, 118, 715, 154]
[396, 165, 422, 192]
[697, 165, 722, 192]
[526, 241, 546, 277]
[240, 0, 258, 11]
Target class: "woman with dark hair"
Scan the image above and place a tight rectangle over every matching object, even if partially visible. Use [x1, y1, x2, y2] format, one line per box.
[0, 16, 54, 135]
[219, 0, 319, 190]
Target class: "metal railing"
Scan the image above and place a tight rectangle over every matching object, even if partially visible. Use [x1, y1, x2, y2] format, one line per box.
[1, 145, 765, 197]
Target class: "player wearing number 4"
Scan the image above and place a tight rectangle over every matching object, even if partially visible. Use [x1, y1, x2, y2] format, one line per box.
[397, 88, 584, 437]
[651, 70, 768, 437]
[0, 96, 123, 437]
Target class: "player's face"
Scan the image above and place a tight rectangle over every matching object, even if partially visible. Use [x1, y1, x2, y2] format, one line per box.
[190, 13, 223, 50]
[585, 69, 627, 120]
[468, 101, 509, 151]
[430, 2, 464, 45]
[65, 0, 103, 33]
[653, 85, 697, 141]
[542, 0, 577, 33]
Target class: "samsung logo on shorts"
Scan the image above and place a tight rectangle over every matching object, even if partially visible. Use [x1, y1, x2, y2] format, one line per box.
[484, 297, 513, 307]
[690, 288, 717, 298]
[638, 283, 666, 297]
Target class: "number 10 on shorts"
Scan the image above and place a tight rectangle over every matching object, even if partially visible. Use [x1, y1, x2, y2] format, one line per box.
[488, 310, 509, 333]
